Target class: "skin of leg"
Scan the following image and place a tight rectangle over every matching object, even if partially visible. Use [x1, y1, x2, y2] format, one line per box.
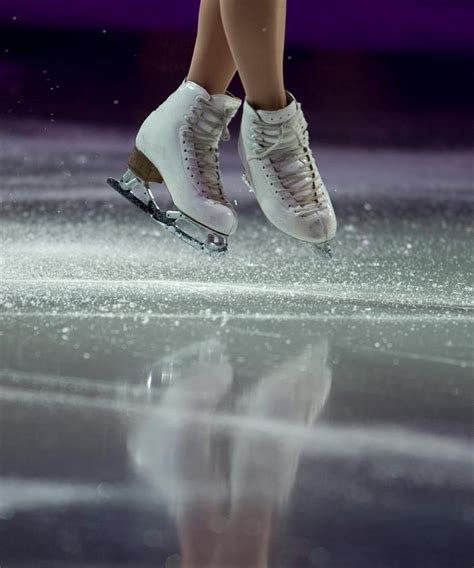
[187, 0, 237, 94]
[177, 504, 220, 568]
[210, 503, 273, 568]
[220, 0, 287, 110]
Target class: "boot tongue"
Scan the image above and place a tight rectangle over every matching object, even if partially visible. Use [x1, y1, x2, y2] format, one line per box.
[255, 98, 297, 125]
[183, 79, 211, 98]
[198, 94, 241, 137]
[184, 79, 241, 118]
[211, 93, 242, 120]
[184, 80, 241, 113]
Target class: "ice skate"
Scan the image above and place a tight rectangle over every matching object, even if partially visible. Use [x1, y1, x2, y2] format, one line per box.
[107, 80, 241, 255]
[239, 92, 337, 256]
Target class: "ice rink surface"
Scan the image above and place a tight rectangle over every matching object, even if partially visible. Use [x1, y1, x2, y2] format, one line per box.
[0, 119, 473, 567]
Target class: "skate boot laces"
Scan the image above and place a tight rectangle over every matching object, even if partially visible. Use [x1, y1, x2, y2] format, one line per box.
[183, 96, 236, 203]
[249, 105, 325, 217]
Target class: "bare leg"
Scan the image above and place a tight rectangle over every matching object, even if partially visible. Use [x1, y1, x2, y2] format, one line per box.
[220, 0, 287, 110]
[188, 0, 237, 94]
[210, 501, 272, 568]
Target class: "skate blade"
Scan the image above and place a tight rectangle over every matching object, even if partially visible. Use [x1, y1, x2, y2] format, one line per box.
[312, 242, 333, 260]
[107, 173, 228, 256]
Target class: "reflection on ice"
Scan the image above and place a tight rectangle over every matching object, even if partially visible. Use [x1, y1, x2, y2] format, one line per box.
[130, 339, 331, 566]
[0, 319, 472, 566]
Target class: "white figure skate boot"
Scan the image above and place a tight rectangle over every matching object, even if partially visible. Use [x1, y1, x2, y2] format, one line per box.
[239, 93, 337, 254]
[108, 80, 241, 255]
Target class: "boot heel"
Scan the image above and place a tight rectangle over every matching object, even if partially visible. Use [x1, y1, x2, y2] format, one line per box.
[127, 147, 163, 184]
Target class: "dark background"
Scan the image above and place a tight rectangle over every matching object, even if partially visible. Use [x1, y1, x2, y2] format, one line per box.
[1, 1, 473, 145]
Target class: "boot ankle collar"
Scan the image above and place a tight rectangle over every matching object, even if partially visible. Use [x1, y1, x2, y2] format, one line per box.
[244, 91, 298, 124]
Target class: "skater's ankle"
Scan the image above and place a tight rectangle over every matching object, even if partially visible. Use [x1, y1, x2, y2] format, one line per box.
[247, 91, 288, 112]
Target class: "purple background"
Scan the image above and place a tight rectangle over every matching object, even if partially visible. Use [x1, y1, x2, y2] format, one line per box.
[2, 0, 474, 51]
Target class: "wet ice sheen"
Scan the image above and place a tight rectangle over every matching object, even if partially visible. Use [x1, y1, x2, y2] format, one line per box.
[0, 120, 473, 568]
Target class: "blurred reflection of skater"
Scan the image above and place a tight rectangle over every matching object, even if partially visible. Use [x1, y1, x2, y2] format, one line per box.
[130, 338, 331, 567]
